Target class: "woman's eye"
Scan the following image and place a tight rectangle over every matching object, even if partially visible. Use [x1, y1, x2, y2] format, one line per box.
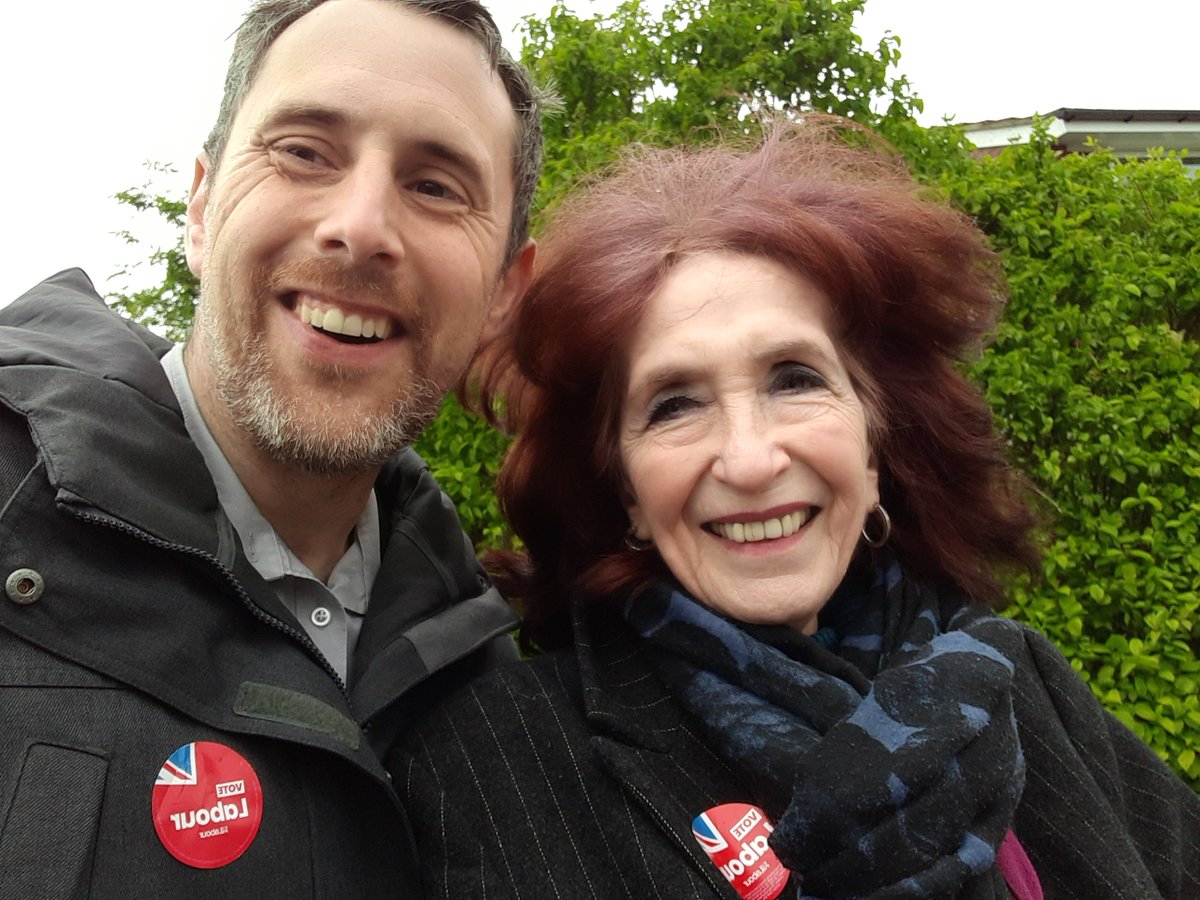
[772, 363, 824, 393]
[646, 394, 698, 426]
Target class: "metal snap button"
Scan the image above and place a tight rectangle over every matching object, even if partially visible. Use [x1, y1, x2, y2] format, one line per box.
[6, 569, 44, 605]
[311, 606, 332, 628]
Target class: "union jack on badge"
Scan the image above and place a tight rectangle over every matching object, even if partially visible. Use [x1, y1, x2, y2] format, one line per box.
[156, 742, 198, 786]
[691, 811, 729, 853]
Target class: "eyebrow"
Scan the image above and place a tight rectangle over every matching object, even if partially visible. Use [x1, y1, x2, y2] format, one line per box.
[413, 138, 488, 196]
[629, 336, 841, 398]
[258, 103, 350, 133]
[256, 103, 490, 196]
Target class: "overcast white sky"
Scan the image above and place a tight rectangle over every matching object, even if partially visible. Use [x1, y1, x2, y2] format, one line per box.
[2, 0, 1196, 308]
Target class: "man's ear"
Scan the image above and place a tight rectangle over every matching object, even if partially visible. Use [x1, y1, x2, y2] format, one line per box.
[481, 238, 535, 344]
[185, 154, 211, 278]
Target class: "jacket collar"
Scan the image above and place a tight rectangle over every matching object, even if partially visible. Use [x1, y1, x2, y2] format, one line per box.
[571, 597, 687, 752]
[0, 271, 514, 765]
[0, 269, 225, 555]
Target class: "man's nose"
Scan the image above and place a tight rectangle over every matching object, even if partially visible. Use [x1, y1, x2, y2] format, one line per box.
[313, 158, 405, 266]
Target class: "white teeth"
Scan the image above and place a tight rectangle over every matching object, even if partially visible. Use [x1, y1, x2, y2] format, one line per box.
[711, 509, 813, 543]
[297, 299, 393, 340]
[323, 307, 345, 333]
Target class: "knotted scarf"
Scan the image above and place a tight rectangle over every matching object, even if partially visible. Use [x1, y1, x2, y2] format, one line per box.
[623, 559, 1027, 899]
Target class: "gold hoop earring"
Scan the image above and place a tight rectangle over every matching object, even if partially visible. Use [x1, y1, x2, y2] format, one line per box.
[861, 503, 891, 548]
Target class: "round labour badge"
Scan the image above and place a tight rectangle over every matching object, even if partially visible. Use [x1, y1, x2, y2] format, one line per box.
[692, 802, 790, 900]
[151, 741, 263, 869]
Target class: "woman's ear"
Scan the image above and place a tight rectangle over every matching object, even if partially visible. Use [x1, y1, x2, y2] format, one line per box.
[625, 505, 651, 541]
[617, 479, 650, 540]
[867, 452, 881, 509]
[629, 518, 651, 542]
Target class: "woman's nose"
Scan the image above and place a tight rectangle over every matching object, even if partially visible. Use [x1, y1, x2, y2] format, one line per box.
[710, 410, 789, 490]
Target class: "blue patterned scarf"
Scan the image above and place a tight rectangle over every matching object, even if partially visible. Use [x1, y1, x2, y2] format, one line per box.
[623, 559, 1026, 899]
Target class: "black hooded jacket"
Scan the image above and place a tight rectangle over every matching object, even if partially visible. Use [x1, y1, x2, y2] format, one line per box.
[0, 269, 516, 897]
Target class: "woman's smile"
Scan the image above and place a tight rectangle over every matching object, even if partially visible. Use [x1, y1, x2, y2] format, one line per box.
[704, 504, 817, 544]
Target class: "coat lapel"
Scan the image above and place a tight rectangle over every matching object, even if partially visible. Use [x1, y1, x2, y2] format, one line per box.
[573, 603, 755, 899]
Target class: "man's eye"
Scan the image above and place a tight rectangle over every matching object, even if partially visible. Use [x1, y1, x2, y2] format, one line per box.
[413, 180, 463, 202]
[647, 394, 698, 426]
[771, 363, 824, 393]
[275, 143, 327, 167]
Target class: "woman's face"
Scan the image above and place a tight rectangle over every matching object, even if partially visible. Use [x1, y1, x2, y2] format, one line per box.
[619, 252, 879, 633]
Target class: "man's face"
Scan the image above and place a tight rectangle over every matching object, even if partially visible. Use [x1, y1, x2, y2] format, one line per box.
[185, 0, 533, 474]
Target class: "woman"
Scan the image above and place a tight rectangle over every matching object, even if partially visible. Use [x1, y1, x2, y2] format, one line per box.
[393, 123, 1200, 899]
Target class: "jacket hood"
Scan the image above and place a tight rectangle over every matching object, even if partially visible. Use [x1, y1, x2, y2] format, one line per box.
[1, 268, 175, 398]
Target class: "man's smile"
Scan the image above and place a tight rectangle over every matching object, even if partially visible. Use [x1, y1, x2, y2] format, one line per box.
[296, 295, 396, 343]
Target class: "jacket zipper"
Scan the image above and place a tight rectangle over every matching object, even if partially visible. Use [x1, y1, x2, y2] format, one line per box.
[68, 507, 350, 696]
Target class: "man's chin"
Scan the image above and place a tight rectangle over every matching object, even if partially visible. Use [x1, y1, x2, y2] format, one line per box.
[236, 392, 441, 476]
[261, 440, 399, 476]
[209, 334, 443, 475]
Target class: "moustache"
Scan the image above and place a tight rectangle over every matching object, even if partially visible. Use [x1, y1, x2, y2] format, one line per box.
[263, 258, 423, 332]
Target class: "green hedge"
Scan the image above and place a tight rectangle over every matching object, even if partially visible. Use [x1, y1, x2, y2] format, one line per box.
[927, 132, 1200, 786]
[412, 395, 513, 551]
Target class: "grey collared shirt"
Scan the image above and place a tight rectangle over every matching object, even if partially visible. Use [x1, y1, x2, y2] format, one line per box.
[161, 344, 380, 684]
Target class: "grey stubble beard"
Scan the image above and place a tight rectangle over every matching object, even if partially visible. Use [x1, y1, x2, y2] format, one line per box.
[196, 297, 443, 476]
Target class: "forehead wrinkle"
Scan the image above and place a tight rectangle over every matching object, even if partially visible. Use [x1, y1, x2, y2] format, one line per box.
[334, 34, 517, 193]
[638, 333, 838, 380]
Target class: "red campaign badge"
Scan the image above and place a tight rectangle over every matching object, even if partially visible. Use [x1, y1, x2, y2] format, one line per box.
[152, 741, 263, 869]
[691, 803, 790, 900]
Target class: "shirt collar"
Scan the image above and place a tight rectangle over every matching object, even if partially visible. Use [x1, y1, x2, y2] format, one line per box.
[160, 344, 381, 592]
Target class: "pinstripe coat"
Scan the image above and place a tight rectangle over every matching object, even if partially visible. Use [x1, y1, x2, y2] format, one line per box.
[393, 602, 1200, 899]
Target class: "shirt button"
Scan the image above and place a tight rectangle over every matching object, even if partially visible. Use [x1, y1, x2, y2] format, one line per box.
[311, 607, 332, 628]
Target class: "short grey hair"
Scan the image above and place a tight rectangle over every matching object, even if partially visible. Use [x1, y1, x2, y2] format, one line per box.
[203, 0, 546, 263]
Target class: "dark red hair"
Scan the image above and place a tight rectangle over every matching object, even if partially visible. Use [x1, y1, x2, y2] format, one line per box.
[473, 120, 1039, 650]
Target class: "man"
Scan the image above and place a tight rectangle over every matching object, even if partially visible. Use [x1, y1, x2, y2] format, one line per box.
[0, 1, 542, 895]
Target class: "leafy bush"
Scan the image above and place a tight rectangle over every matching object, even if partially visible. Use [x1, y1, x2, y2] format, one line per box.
[929, 130, 1200, 786]
[521, 0, 926, 206]
[412, 396, 513, 550]
[109, 169, 197, 343]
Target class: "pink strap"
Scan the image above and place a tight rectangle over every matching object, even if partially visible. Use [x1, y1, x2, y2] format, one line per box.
[996, 829, 1043, 900]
